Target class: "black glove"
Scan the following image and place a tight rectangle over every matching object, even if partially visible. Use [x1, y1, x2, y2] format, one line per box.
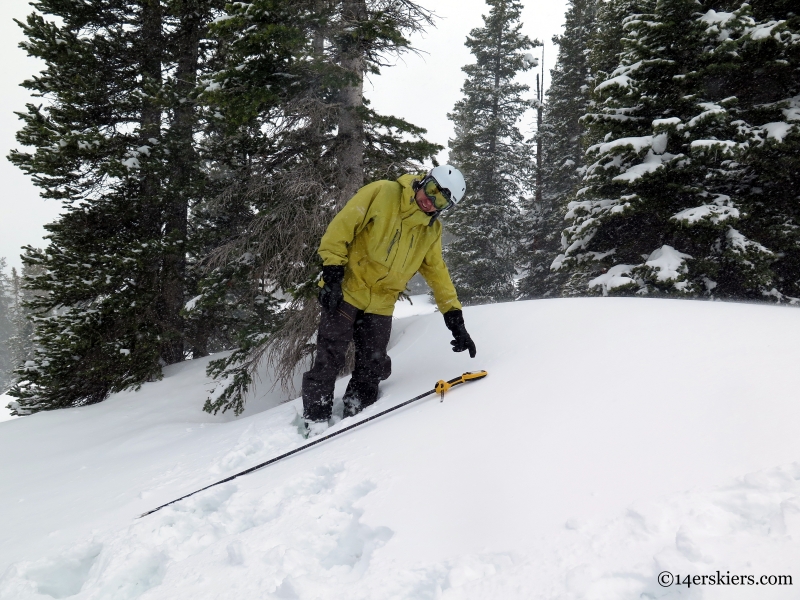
[443, 309, 476, 358]
[318, 265, 345, 312]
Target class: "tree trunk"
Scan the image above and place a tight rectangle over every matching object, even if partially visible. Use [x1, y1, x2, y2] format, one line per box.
[139, 0, 163, 238]
[335, 0, 367, 207]
[160, 0, 204, 364]
[138, 0, 169, 373]
[536, 74, 543, 205]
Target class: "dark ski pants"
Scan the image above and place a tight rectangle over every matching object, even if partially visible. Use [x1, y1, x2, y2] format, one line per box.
[302, 301, 392, 421]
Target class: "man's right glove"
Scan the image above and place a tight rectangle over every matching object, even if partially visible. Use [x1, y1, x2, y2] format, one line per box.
[318, 265, 345, 312]
[443, 309, 476, 358]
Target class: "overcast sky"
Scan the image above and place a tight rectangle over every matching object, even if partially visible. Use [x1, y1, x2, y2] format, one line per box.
[0, 0, 569, 271]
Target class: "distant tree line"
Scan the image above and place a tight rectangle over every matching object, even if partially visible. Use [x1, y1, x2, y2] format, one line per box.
[446, 0, 799, 303]
[0, 260, 42, 395]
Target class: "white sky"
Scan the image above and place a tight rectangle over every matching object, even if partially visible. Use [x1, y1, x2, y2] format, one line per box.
[0, 0, 568, 271]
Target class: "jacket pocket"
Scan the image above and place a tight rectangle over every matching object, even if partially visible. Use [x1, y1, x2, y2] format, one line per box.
[357, 256, 390, 287]
[343, 267, 367, 292]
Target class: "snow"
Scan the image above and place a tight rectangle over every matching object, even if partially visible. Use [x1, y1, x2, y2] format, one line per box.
[0, 393, 18, 422]
[688, 102, 727, 127]
[594, 74, 632, 92]
[652, 117, 682, 128]
[612, 150, 667, 182]
[726, 227, 772, 255]
[591, 134, 653, 155]
[650, 132, 668, 153]
[750, 20, 784, 41]
[761, 122, 794, 142]
[391, 293, 437, 319]
[699, 9, 736, 26]
[699, 9, 739, 40]
[183, 295, 203, 312]
[594, 61, 642, 93]
[3, 298, 800, 599]
[690, 139, 739, 154]
[120, 157, 140, 170]
[672, 194, 740, 224]
[211, 14, 235, 24]
[586, 134, 671, 183]
[550, 253, 565, 270]
[644, 244, 692, 282]
[784, 96, 800, 122]
[587, 264, 634, 293]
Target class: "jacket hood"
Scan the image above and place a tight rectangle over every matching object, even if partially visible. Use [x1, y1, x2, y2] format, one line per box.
[397, 173, 421, 209]
[396, 173, 421, 193]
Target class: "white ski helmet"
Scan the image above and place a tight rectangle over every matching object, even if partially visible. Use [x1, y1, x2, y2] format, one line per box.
[427, 164, 466, 210]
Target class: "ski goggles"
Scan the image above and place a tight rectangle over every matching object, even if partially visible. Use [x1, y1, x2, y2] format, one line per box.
[422, 177, 453, 211]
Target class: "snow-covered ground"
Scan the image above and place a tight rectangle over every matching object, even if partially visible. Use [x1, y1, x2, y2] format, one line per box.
[2, 297, 800, 599]
[0, 394, 18, 423]
[391, 293, 438, 319]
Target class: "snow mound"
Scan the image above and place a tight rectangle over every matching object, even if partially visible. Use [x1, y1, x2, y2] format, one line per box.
[2, 298, 800, 599]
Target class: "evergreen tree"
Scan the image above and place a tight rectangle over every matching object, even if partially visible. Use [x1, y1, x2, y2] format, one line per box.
[180, 0, 318, 369]
[555, 0, 799, 299]
[7, 0, 223, 414]
[196, 0, 441, 415]
[518, 0, 597, 299]
[446, 0, 538, 305]
[711, 2, 800, 301]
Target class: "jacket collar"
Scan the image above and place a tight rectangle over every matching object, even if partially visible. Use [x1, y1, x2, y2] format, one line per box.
[396, 174, 436, 226]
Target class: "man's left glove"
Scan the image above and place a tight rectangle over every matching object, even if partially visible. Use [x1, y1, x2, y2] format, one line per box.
[443, 309, 476, 358]
[318, 265, 345, 312]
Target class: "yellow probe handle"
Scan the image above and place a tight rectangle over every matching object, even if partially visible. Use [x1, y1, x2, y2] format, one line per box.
[435, 370, 488, 401]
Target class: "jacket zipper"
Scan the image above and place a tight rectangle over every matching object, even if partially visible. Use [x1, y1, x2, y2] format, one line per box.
[402, 234, 415, 267]
[386, 229, 400, 261]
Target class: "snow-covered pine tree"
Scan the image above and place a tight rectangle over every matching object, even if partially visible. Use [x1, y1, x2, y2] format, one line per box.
[196, 0, 441, 415]
[6, 0, 223, 414]
[590, 0, 640, 77]
[517, 0, 597, 299]
[446, 0, 538, 305]
[554, 0, 793, 299]
[708, 2, 800, 301]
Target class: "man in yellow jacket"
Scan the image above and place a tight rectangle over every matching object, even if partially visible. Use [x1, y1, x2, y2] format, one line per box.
[302, 165, 476, 435]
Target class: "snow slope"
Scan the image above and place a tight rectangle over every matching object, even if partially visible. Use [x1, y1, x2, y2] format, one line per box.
[2, 297, 800, 599]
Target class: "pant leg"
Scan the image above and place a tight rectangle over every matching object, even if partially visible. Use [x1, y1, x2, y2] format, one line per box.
[302, 302, 359, 421]
[344, 311, 393, 407]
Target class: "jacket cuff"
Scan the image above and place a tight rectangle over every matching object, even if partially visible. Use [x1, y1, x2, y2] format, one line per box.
[321, 264, 345, 284]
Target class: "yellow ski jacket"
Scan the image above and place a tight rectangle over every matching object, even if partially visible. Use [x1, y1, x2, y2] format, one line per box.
[318, 174, 462, 316]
